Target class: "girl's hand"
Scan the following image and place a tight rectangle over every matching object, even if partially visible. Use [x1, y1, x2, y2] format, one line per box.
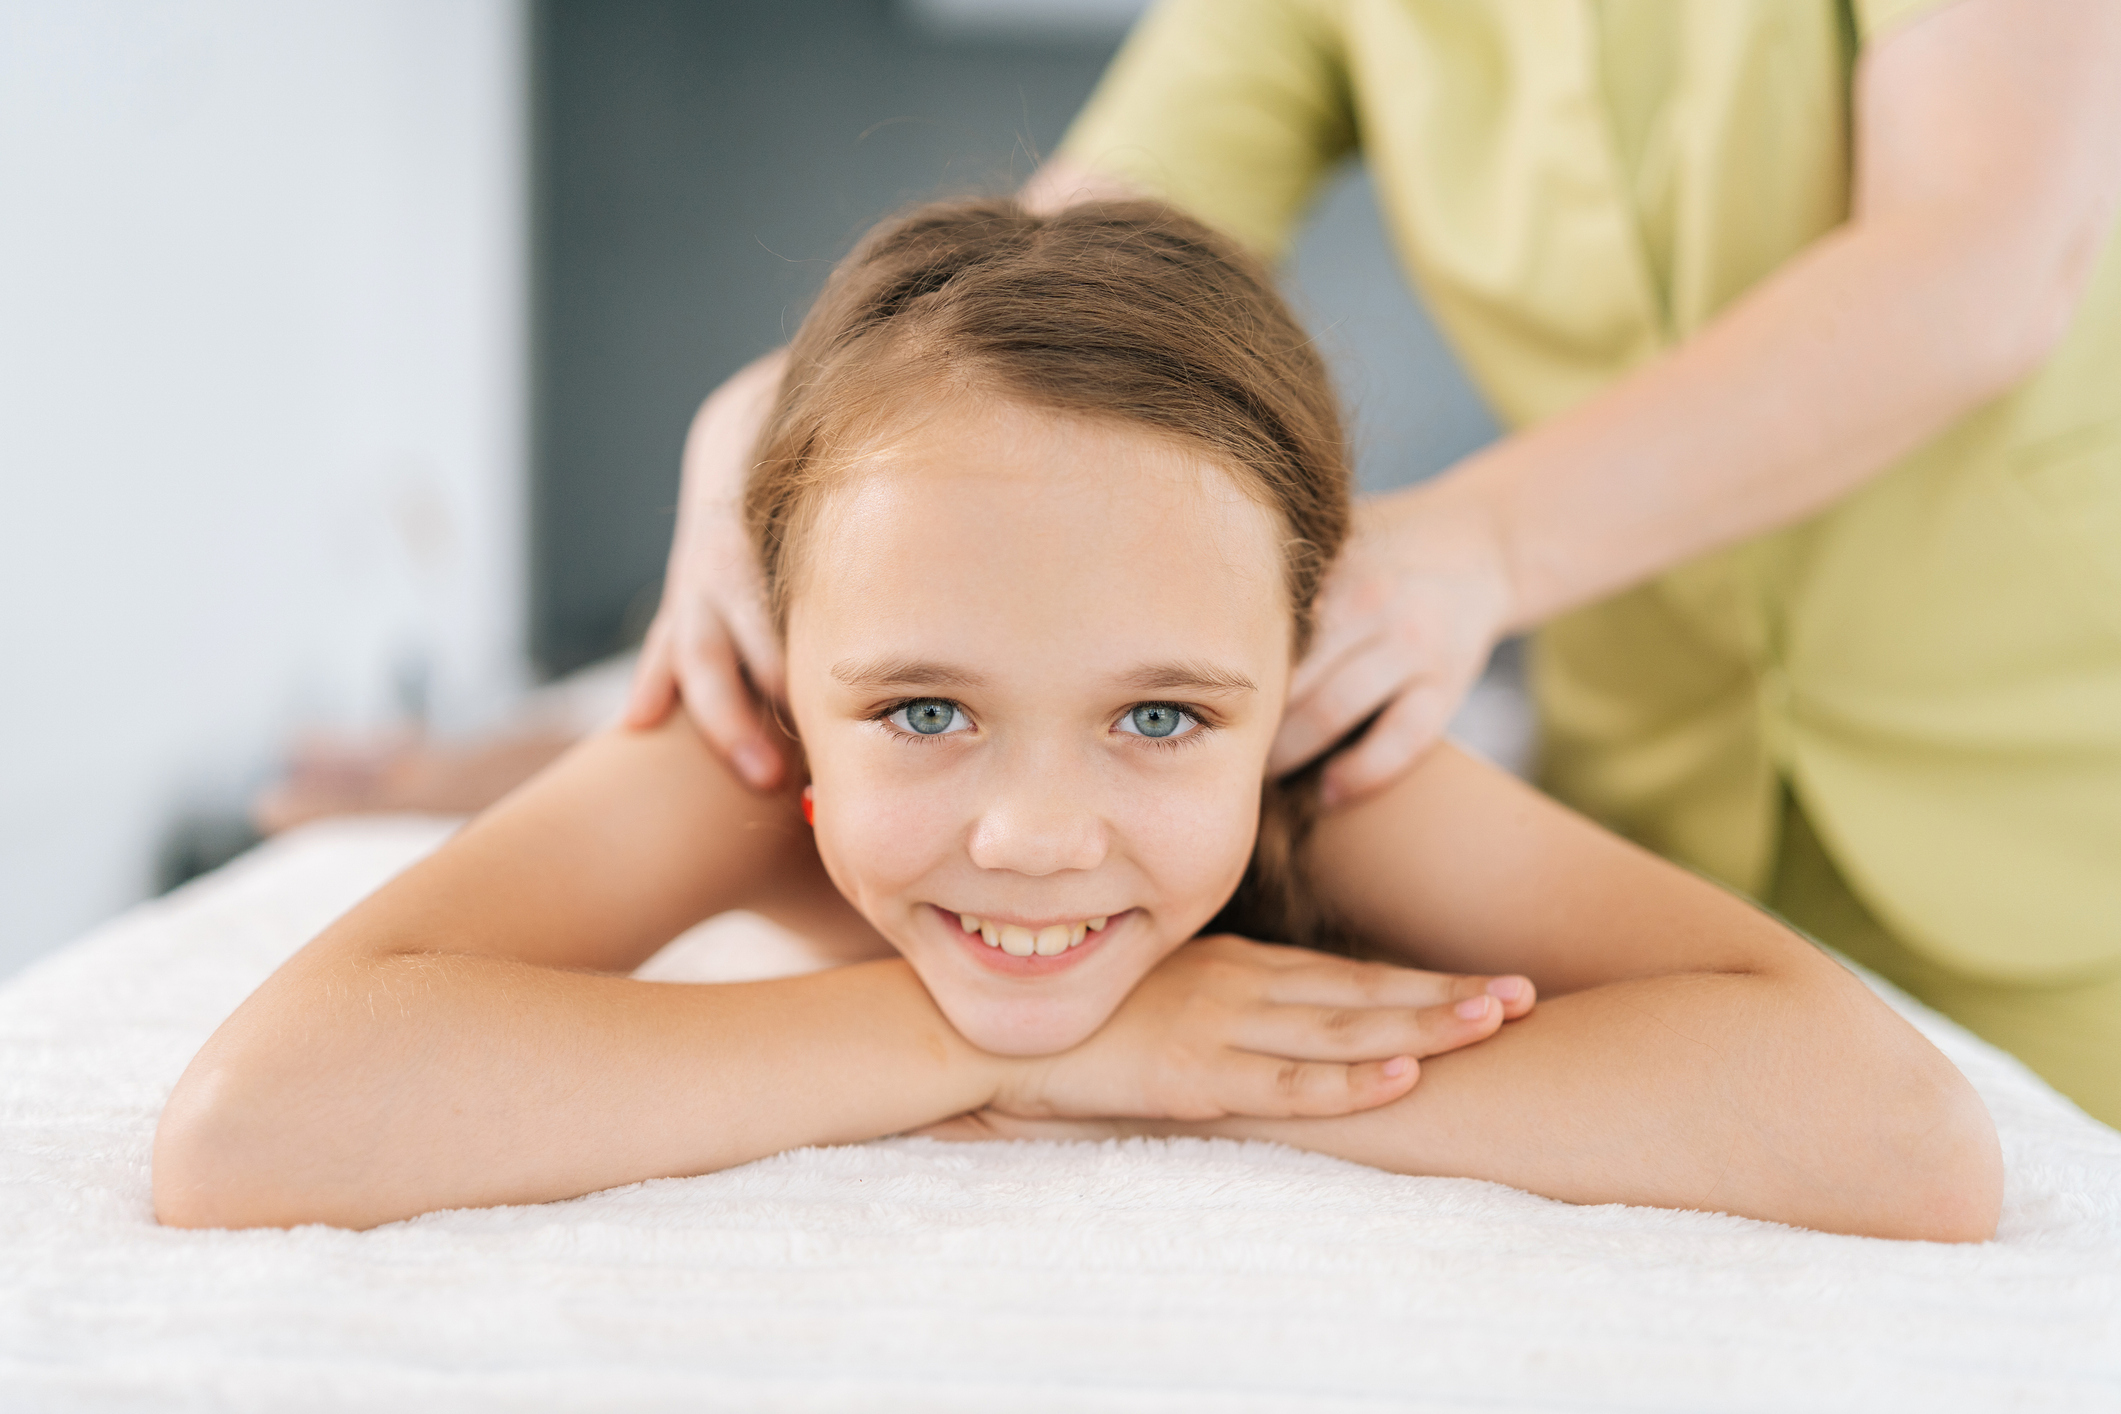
[991, 935, 1534, 1123]
[1269, 483, 1517, 808]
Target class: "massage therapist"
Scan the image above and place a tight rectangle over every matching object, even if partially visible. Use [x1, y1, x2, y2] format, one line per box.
[625, 0, 2121, 1125]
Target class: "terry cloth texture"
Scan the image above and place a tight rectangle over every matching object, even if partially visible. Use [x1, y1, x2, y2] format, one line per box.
[3, 817, 2118, 1412]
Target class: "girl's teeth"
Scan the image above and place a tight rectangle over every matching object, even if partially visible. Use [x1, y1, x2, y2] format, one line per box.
[952, 911, 1115, 953]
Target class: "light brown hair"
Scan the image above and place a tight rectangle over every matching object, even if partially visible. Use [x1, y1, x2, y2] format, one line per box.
[746, 197, 1357, 952]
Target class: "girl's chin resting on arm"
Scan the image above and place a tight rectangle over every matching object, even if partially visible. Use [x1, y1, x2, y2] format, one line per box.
[922, 958, 2005, 1247]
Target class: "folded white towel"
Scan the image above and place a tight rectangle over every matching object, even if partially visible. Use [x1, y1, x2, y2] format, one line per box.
[3, 817, 2117, 1412]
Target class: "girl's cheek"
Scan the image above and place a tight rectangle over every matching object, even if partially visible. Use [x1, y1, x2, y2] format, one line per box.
[1115, 766, 1264, 930]
[812, 757, 968, 908]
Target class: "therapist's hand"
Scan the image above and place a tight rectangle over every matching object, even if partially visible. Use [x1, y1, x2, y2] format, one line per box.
[622, 352, 790, 789]
[1268, 482, 1518, 807]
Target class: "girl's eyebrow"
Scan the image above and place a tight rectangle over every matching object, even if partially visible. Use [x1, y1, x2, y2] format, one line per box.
[830, 658, 1256, 697]
[831, 658, 989, 692]
[1117, 662, 1258, 696]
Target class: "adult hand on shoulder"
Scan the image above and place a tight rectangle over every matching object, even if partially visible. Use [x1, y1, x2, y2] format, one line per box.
[1270, 481, 1519, 808]
[622, 352, 790, 789]
[989, 934, 1535, 1125]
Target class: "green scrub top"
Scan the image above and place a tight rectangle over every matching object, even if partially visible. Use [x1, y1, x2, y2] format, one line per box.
[1060, 0, 2121, 985]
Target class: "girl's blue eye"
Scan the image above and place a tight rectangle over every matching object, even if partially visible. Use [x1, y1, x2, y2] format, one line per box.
[893, 699, 964, 736]
[1121, 703, 1195, 740]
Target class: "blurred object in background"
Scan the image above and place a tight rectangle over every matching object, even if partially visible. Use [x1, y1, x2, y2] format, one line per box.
[250, 653, 631, 835]
[0, 0, 527, 975]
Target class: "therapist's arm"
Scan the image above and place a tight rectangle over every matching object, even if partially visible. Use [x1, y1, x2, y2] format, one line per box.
[1271, 0, 2121, 796]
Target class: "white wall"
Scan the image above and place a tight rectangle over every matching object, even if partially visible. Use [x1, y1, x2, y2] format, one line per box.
[0, 1, 527, 976]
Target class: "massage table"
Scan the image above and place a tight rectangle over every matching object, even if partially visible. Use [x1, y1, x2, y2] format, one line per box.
[4, 817, 2117, 1410]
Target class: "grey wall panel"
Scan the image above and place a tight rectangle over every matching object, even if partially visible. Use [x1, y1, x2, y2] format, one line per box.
[532, 0, 1495, 675]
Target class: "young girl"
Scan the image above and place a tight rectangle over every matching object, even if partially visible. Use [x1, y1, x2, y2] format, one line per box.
[154, 200, 2001, 1241]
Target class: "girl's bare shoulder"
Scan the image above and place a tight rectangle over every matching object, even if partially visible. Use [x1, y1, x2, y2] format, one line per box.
[313, 714, 835, 977]
[1304, 742, 1804, 992]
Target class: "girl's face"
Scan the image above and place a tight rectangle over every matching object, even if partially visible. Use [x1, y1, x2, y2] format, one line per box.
[783, 397, 1293, 1055]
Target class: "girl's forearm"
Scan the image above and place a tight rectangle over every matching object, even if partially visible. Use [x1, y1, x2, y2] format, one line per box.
[1190, 959, 2002, 1242]
[153, 954, 1000, 1231]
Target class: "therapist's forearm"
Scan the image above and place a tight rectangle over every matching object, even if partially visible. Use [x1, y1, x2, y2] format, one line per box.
[1195, 961, 2002, 1242]
[1389, 0, 2121, 630]
[1419, 213, 2073, 634]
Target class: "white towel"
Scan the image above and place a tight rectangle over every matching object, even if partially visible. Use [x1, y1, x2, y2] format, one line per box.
[3, 817, 2117, 1412]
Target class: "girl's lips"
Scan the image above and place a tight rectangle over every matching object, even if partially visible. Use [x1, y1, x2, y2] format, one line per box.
[934, 904, 1127, 978]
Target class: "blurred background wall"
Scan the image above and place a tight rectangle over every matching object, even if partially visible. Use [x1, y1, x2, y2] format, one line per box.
[0, 0, 1495, 979]
[0, 0, 528, 975]
[532, 0, 1498, 675]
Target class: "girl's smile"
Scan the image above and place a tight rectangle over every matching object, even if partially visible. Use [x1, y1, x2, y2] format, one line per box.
[933, 904, 1127, 975]
[783, 395, 1293, 1055]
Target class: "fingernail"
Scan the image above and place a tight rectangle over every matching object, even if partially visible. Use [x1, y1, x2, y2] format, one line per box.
[1382, 1056, 1413, 1078]
[1486, 977, 1526, 1002]
[1455, 996, 1493, 1021]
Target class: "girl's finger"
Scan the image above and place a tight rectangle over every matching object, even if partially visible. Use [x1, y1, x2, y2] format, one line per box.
[1235, 995, 1508, 1063]
[1211, 1051, 1420, 1119]
[1264, 954, 1532, 1011]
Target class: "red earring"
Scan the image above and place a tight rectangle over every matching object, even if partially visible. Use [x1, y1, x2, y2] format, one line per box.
[801, 785, 815, 827]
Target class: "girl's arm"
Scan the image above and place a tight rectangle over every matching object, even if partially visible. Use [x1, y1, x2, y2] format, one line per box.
[1201, 748, 2000, 1241]
[152, 718, 1001, 1230]
[956, 747, 2001, 1243]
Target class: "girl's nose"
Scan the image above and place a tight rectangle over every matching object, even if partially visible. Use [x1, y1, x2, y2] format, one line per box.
[965, 771, 1109, 878]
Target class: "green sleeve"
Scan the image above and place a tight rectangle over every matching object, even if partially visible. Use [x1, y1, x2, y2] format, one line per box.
[1057, 0, 1357, 261]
